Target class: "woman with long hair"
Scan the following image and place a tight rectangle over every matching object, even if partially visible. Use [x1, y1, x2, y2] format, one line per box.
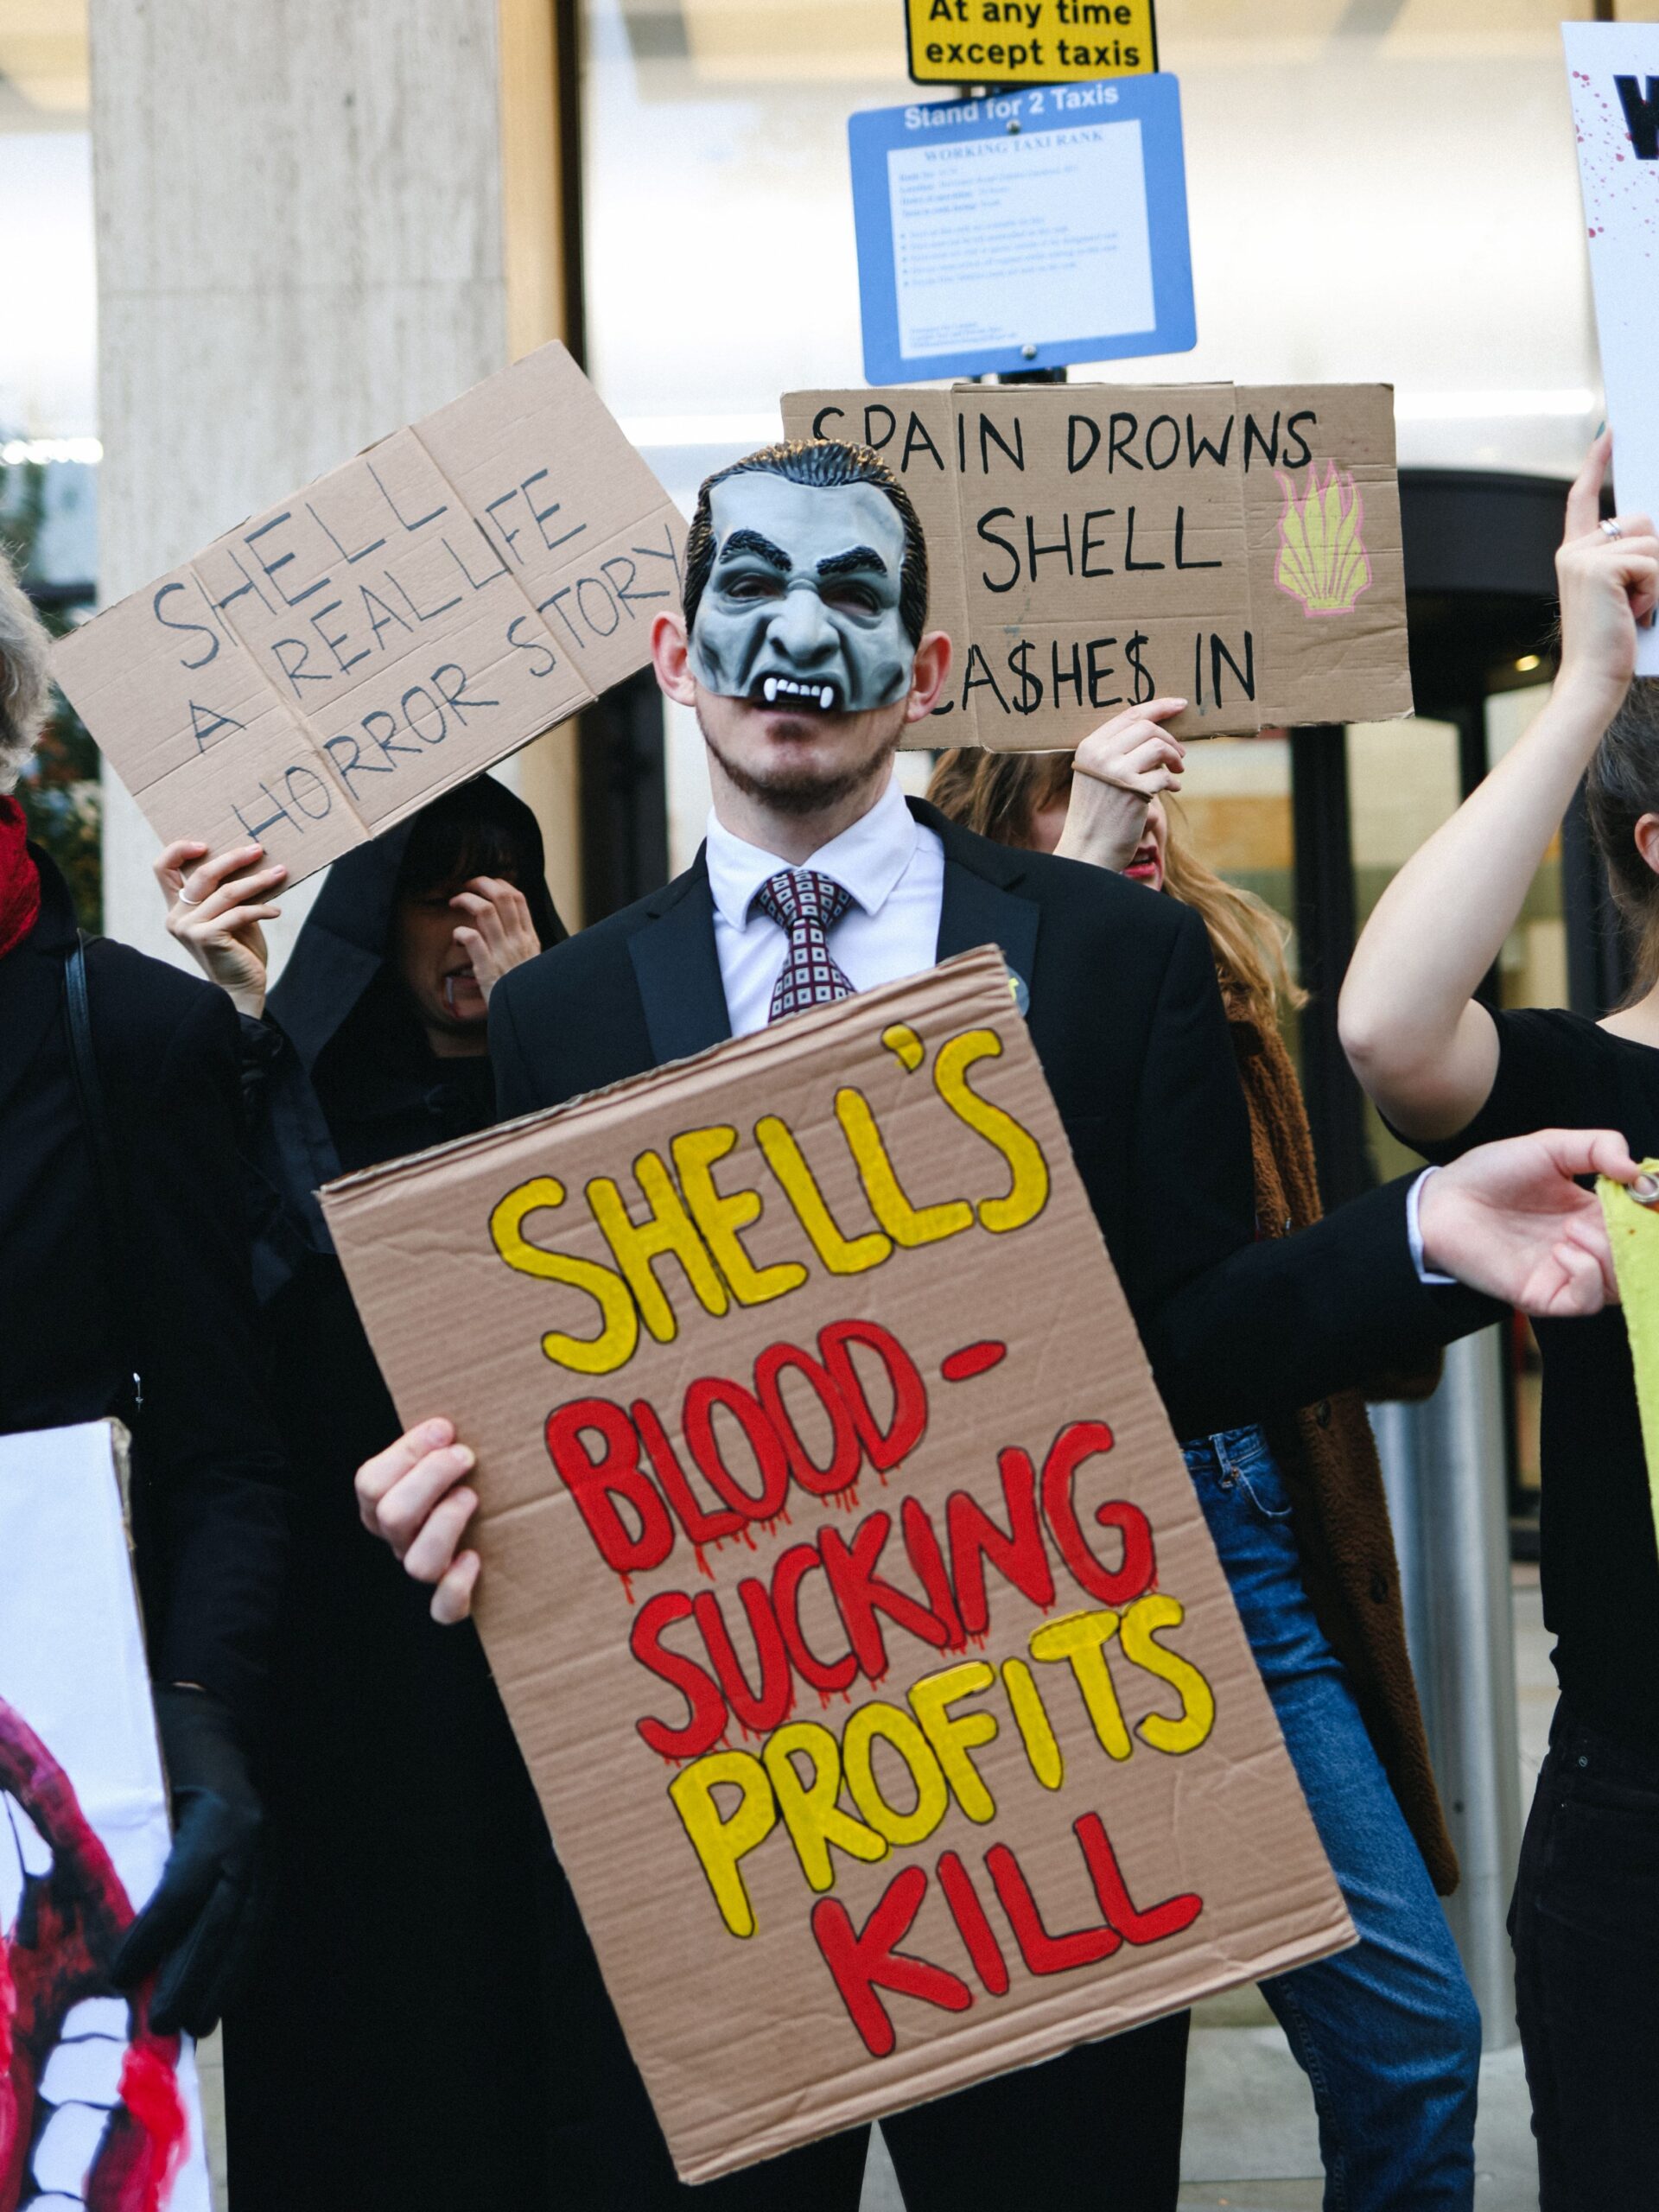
[1338, 435, 1659, 2203]
[930, 715, 1478, 2212]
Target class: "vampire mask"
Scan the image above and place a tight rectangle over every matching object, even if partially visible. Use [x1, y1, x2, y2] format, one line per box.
[686, 470, 918, 717]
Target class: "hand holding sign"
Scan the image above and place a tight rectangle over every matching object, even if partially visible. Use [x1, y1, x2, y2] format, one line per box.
[1054, 698, 1186, 872]
[156, 838, 288, 1018]
[1554, 435, 1659, 718]
[1420, 1129, 1647, 1318]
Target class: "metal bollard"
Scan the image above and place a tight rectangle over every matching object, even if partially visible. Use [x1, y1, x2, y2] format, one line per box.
[1370, 1325, 1522, 2049]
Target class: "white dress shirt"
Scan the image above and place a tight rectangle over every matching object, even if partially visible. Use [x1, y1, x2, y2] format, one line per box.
[704, 769, 945, 1037]
[703, 772, 1441, 1284]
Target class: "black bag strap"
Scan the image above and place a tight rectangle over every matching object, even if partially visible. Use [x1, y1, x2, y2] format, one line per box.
[64, 934, 142, 1411]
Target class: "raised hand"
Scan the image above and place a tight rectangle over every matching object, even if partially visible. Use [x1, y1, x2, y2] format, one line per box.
[1417, 1128, 1653, 1318]
[1556, 433, 1659, 717]
[154, 839, 287, 1018]
[1055, 698, 1187, 873]
[448, 874, 541, 1002]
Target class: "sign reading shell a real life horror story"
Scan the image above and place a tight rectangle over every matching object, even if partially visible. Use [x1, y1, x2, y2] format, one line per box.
[52, 344, 684, 886]
[321, 950, 1353, 2183]
[785, 382, 1411, 746]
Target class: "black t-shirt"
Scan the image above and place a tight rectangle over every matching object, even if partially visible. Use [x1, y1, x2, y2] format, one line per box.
[1414, 1007, 1659, 1750]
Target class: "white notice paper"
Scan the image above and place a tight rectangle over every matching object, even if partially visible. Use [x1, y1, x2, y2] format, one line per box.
[1565, 22, 1659, 677]
[887, 122, 1154, 359]
[0, 1421, 213, 2211]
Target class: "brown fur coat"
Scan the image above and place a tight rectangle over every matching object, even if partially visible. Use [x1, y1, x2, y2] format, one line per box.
[1231, 1015, 1459, 1897]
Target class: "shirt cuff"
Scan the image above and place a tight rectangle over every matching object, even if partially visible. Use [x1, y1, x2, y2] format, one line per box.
[1407, 1166, 1457, 1287]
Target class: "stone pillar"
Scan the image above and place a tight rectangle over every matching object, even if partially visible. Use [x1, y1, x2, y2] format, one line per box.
[89, 0, 578, 967]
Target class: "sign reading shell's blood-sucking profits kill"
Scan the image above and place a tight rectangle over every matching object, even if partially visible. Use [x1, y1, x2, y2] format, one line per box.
[321, 950, 1353, 2182]
[52, 344, 685, 884]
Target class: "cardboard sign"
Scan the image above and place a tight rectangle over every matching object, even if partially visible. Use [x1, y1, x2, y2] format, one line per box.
[849, 80, 1194, 385]
[0, 1421, 213, 2211]
[905, 0, 1157, 86]
[1565, 23, 1659, 681]
[1599, 1164, 1659, 1548]
[321, 949, 1352, 2183]
[786, 381, 1410, 743]
[52, 344, 686, 883]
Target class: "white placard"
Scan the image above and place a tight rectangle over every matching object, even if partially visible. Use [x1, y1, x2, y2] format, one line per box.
[0, 1421, 213, 2211]
[887, 120, 1155, 359]
[1565, 22, 1659, 677]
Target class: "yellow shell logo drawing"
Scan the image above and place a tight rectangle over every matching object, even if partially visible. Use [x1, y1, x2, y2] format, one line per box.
[1274, 461, 1373, 617]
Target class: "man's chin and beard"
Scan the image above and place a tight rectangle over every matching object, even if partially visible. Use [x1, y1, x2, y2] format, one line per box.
[696, 697, 902, 819]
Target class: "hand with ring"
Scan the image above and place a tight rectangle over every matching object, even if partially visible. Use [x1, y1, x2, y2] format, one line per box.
[153, 841, 288, 1018]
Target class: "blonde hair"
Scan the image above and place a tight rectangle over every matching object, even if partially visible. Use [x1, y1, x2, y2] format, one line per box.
[0, 544, 51, 793]
[927, 747, 1306, 1031]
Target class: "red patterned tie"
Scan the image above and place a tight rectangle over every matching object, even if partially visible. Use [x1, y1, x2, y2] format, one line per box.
[753, 868, 855, 1022]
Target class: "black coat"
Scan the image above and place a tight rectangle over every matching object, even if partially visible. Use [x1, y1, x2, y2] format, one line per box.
[0, 849, 288, 1726]
[493, 799, 1492, 1441]
[221, 782, 567, 2212]
[485, 798, 1495, 2205]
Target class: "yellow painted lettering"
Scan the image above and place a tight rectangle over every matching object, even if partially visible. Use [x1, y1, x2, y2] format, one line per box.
[933, 1029, 1049, 1232]
[489, 1177, 639, 1376]
[588, 1149, 728, 1345]
[835, 1088, 974, 1248]
[842, 1701, 951, 1846]
[668, 1749, 777, 1939]
[1001, 1656, 1065, 1790]
[1029, 1609, 1131, 1760]
[762, 1721, 888, 1892]
[908, 1660, 999, 1823]
[1121, 1592, 1217, 1754]
[755, 1114, 892, 1274]
[672, 1124, 808, 1307]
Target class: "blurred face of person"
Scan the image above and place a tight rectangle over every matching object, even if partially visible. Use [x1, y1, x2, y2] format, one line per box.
[1028, 782, 1168, 893]
[392, 869, 514, 1053]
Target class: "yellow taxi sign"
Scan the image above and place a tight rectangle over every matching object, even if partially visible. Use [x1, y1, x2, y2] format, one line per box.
[905, 0, 1157, 86]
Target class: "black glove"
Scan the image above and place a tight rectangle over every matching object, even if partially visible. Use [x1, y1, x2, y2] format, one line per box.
[110, 1686, 264, 2037]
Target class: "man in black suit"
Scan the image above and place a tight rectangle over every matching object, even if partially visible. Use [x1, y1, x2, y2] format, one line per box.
[359, 439, 1637, 2210]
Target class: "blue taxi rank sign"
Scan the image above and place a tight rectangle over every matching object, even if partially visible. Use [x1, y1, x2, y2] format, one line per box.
[849, 76, 1195, 386]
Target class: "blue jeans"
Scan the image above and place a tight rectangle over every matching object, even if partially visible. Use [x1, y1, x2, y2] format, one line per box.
[1183, 1427, 1480, 2212]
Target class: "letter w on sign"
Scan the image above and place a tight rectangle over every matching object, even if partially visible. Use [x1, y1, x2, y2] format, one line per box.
[1617, 74, 1659, 160]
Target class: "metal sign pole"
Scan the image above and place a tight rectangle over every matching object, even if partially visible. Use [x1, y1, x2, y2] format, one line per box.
[1372, 1327, 1523, 2047]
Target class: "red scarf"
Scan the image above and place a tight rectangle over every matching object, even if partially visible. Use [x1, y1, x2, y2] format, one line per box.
[0, 796, 41, 961]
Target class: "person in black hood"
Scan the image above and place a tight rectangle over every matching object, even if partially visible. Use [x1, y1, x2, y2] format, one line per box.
[156, 776, 566, 2212]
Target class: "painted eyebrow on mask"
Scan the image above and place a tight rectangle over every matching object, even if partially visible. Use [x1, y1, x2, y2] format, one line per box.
[816, 545, 888, 580]
[717, 528, 791, 572]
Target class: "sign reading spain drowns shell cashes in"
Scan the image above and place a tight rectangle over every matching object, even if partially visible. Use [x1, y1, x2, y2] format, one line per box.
[321, 949, 1353, 2182]
[785, 381, 1412, 745]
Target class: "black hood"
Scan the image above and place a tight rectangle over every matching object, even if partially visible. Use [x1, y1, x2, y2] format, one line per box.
[268, 774, 565, 1077]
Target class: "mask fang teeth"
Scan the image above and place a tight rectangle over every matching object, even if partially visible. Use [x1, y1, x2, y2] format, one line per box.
[819, 686, 833, 710]
[763, 677, 778, 703]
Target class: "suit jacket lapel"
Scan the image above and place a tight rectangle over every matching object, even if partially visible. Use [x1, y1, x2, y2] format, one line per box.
[918, 800, 1041, 993]
[628, 851, 734, 1065]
